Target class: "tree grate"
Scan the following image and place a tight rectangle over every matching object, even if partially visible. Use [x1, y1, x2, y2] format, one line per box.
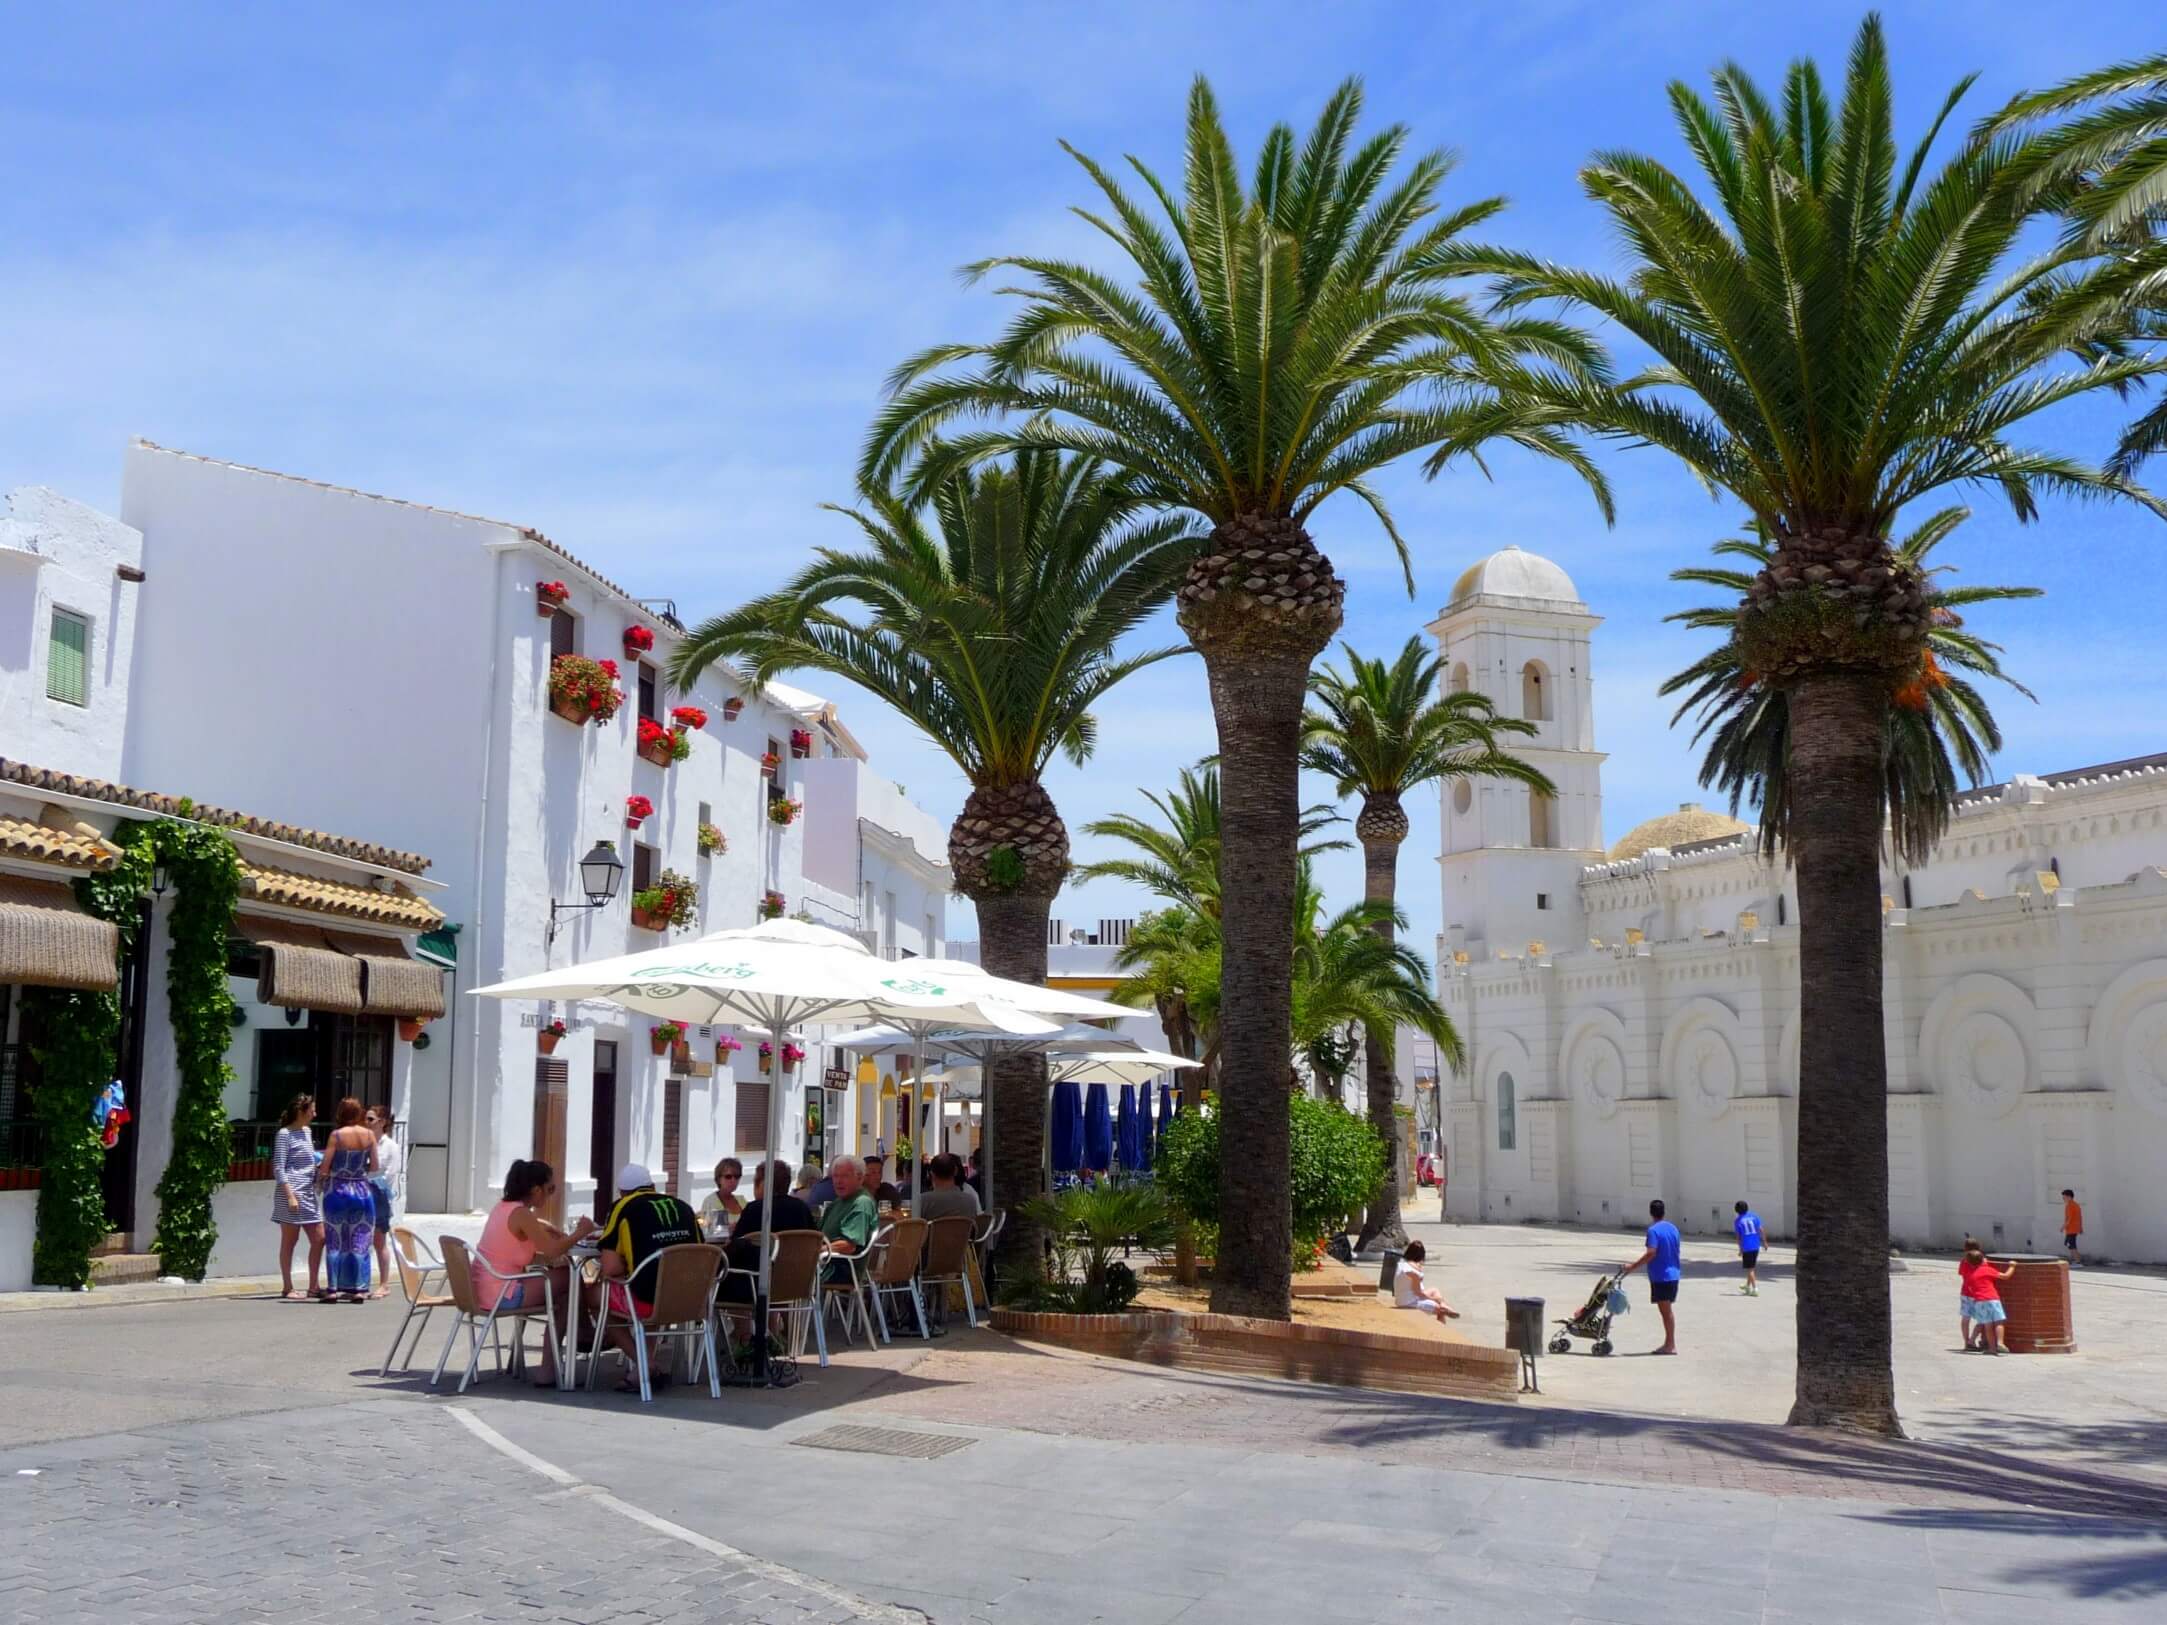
[789, 1424, 974, 1460]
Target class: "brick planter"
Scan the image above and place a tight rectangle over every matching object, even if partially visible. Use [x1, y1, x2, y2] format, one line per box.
[989, 1307, 1521, 1401]
[638, 738, 674, 769]
[1995, 1255, 2076, 1353]
[549, 692, 592, 726]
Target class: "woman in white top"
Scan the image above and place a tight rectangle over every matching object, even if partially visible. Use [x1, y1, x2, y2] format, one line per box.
[364, 1105, 405, 1300]
[1391, 1241, 1460, 1322]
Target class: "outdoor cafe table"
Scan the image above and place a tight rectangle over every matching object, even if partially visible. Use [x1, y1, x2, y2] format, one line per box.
[559, 1240, 600, 1391]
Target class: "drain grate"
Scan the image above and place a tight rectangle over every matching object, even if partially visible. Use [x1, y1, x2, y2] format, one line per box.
[790, 1424, 974, 1460]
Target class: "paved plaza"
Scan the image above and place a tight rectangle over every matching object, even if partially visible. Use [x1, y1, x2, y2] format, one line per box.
[3, 1230, 2163, 1625]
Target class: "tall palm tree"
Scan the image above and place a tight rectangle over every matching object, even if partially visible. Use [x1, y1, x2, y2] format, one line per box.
[1109, 904, 1221, 1101]
[1301, 636, 1552, 1245]
[1662, 508, 2039, 862]
[1288, 877, 1460, 1107]
[1077, 762, 1346, 922]
[669, 451, 1200, 1268]
[864, 78, 1611, 1317]
[1454, 15, 2165, 1432]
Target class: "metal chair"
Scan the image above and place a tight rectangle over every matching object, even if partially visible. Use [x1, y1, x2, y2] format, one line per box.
[866, 1217, 931, 1342]
[429, 1237, 559, 1394]
[380, 1226, 453, 1376]
[969, 1208, 1005, 1306]
[584, 1242, 726, 1403]
[823, 1221, 892, 1348]
[920, 1215, 980, 1328]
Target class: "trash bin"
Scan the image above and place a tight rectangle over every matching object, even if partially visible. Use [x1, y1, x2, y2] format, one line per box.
[1377, 1246, 1404, 1292]
[1505, 1297, 1545, 1355]
[1995, 1255, 2076, 1353]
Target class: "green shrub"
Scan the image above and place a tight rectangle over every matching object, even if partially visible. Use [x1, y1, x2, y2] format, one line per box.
[1000, 1183, 1171, 1315]
[1155, 1092, 1386, 1262]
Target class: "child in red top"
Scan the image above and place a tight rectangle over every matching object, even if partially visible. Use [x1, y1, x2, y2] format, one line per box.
[1959, 1241, 2017, 1355]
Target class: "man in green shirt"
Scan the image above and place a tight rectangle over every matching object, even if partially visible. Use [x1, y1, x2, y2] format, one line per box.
[818, 1154, 878, 1283]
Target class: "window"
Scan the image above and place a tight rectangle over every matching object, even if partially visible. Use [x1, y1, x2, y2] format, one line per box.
[46, 609, 89, 706]
[1520, 660, 1549, 721]
[697, 800, 712, 829]
[1529, 792, 1556, 849]
[1497, 1071, 1516, 1151]
[861, 882, 877, 937]
[1449, 661, 1470, 694]
[1776, 894, 1787, 926]
[637, 664, 658, 723]
[548, 608, 575, 663]
[924, 912, 938, 959]
[735, 1080, 773, 1155]
[1536, 892, 1550, 911]
[882, 890, 898, 956]
[1452, 780, 1472, 816]
[632, 842, 657, 900]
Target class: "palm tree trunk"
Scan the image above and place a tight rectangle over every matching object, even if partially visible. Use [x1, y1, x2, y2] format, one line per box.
[1354, 815, 1406, 1249]
[1784, 671, 1903, 1436]
[972, 890, 1052, 1283]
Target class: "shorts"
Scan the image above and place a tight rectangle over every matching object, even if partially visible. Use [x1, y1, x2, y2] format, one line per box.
[605, 1282, 653, 1321]
[1650, 1279, 1679, 1304]
[2064, 1233, 2080, 1252]
[495, 1280, 533, 1311]
[1739, 1250, 1760, 1272]
[1963, 1297, 2007, 1325]
[369, 1178, 396, 1229]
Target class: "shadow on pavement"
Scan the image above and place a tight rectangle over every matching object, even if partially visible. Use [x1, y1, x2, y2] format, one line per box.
[1858, 1508, 2167, 1600]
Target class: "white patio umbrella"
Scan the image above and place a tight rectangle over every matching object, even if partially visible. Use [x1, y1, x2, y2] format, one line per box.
[826, 1019, 1142, 1213]
[1047, 1048, 1204, 1088]
[471, 918, 1050, 1371]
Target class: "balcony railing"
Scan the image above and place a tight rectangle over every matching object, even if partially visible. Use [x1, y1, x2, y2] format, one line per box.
[0, 1117, 44, 1190]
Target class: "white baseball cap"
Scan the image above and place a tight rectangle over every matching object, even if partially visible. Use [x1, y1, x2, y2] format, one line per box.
[617, 1162, 655, 1191]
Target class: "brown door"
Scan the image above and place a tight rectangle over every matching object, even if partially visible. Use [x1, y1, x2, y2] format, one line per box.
[661, 1074, 683, 1194]
[532, 1058, 568, 1226]
[590, 1040, 618, 1218]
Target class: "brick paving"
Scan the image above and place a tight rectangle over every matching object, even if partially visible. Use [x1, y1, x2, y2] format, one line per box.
[861, 1340, 2167, 1517]
[0, 1404, 912, 1624]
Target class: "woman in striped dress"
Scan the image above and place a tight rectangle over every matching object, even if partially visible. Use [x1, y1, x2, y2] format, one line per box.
[272, 1095, 325, 1300]
[317, 1097, 380, 1303]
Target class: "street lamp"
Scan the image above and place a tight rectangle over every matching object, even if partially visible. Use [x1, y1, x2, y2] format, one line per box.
[547, 839, 625, 945]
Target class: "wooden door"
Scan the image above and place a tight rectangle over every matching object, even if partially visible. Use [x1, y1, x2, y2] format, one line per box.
[590, 1040, 618, 1218]
[661, 1074, 683, 1194]
[532, 1059, 568, 1226]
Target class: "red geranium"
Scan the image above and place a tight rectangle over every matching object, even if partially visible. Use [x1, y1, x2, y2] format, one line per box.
[625, 794, 654, 820]
[638, 717, 671, 748]
[671, 706, 707, 730]
[623, 625, 655, 653]
[537, 579, 569, 602]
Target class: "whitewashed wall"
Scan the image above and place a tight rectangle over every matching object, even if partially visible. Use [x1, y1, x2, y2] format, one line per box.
[0, 485, 143, 781]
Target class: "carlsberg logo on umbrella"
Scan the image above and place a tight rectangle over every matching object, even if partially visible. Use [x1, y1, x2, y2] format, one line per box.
[880, 977, 949, 996]
[624, 962, 758, 981]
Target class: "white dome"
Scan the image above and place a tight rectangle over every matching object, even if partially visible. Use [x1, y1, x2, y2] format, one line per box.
[1447, 544, 1582, 609]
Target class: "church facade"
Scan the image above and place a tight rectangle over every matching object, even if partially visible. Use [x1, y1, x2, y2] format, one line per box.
[1430, 547, 2167, 1263]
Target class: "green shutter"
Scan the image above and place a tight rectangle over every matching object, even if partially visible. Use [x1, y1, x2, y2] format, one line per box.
[46, 611, 88, 705]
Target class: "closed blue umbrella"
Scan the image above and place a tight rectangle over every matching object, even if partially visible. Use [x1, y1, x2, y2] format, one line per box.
[1138, 1078, 1156, 1161]
[1161, 1082, 1176, 1122]
[1049, 1079, 1084, 1174]
[1083, 1082, 1114, 1172]
[1114, 1084, 1141, 1171]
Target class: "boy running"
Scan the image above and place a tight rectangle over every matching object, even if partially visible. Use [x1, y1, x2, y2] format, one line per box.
[1732, 1200, 1765, 1295]
[2061, 1189, 2084, 1268]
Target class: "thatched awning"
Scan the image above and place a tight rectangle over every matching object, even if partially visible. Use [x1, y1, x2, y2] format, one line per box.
[331, 932, 446, 1019]
[0, 875, 118, 992]
[241, 914, 363, 1013]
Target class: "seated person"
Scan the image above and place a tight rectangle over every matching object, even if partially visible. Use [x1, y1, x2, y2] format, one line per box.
[1391, 1240, 1459, 1323]
[817, 1153, 879, 1282]
[863, 1154, 901, 1209]
[592, 1163, 704, 1389]
[720, 1160, 818, 1308]
[799, 1159, 835, 1209]
[915, 1152, 982, 1223]
[475, 1158, 595, 1388]
[698, 1156, 745, 1234]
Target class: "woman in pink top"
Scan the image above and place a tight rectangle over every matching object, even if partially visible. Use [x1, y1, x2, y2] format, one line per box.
[475, 1160, 595, 1386]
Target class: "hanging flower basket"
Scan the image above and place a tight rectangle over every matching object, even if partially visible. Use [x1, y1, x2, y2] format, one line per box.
[536, 579, 570, 617]
[538, 1019, 567, 1056]
[549, 654, 624, 725]
[780, 1042, 805, 1073]
[767, 797, 802, 828]
[758, 890, 785, 921]
[650, 1021, 685, 1057]
[696, 821, 725, 856]
[760, 751, 780, 779]
[630, 870, 697, 932]
[715, 1034, 744, 1064]
[789, 728, 813, 758]
[723, 697, 744, 722]
[671, 705, 708, 731]
[637, 718, 689, 768]
[623, 625, 655, 655]
[624, 794, 654, 830]
[757, 1040, 774, 1075]
[397, 1016, 428, 1043]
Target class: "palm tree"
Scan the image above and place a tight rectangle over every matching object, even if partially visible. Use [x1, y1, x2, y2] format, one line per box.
[1662, 508, 2039, 862]
[863, 78, 1611, 1319]
[1301, 636, 1552, 1245]
[1288, 875, 1460, 1108]
[1077, 762, 1346, 922]
[669, 451, 1200, 1269]
[1455, 15, 2165, 1432]
[1107, 905, 1220, 1100]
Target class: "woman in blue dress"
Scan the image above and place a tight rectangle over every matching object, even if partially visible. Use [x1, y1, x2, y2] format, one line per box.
[271, 1095, 325, 1300]
[317, 1097, 381, 1303]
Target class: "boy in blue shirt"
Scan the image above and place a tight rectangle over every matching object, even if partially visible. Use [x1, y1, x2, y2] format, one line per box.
[1733, 1200, 1765, 1296]
[1621, 1198, 1683, 1354]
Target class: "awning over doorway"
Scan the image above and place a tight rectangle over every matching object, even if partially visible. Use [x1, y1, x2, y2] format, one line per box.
[240, 914, 364, 1013]
[330, 932, 446, 1018]
[0, 874, 119, 992]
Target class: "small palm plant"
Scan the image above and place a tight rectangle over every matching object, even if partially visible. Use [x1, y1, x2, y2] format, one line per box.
[1012, 1184, 1177, 1315]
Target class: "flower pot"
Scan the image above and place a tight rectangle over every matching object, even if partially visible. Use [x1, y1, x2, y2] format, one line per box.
[537, 598, 562, 619]
[723, 698, 744, 721]
[538, 1030, 562, 1056]
[638, 738, 674, 769]
[630, 905, 669, 932]
[550, 692, 592, 726]
[650, 1031, 673, 1057]
[671, 1040, 692, 1066]
[625, 813, 645, 831]
[758, 1052, 772, 1075]
[397, 1017, 426, 1043]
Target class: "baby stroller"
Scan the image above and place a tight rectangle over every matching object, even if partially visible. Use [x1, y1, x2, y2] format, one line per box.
[1548, 1272, 1625, 1356]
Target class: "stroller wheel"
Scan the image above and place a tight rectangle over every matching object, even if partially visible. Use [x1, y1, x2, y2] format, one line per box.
[1593, 1338, 1614, 1357]
[1547, 1335, 1572, 1356]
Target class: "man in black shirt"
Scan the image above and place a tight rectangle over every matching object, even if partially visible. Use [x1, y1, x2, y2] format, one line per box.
[721, 1159, 818, 1308]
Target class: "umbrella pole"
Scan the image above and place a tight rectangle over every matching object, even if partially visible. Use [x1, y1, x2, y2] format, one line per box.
[755, 1001, 786, 1383]
[909, 1032, 926, 1214]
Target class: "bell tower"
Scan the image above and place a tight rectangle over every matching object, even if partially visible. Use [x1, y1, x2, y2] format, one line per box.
[1427, 545, 1605, 962]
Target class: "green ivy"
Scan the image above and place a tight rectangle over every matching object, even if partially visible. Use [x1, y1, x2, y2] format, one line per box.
[24, 986, 120, 1288]
[144, 823, 240, 1280]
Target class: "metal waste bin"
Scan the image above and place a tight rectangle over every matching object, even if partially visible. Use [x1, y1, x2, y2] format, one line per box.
[1506, 1297, 1545, 1393]
[1377, 1246, 1405, 1292]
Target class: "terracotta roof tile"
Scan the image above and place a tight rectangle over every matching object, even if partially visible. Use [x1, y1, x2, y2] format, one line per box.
[240, 863, 444, 929]
[0, 813, 120, 872]
[0, 760, 432, 876]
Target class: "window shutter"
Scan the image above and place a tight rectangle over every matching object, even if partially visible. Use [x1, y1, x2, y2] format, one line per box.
[549, 609, 574, 662]
[46, 611, 88, 705]
[734, 1081, 772, 1155]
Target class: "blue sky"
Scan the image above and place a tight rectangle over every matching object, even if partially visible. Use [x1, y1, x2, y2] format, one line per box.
[6, 3, 2164, 958]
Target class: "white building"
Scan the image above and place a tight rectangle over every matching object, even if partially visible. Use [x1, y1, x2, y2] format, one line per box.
[5, 444, 951, 1246]
[1431, 546, 2167, 1263]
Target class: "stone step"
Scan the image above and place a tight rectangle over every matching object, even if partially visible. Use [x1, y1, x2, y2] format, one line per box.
[89, 1232, 135, 1258]
[89, 1253, 162, 1286]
